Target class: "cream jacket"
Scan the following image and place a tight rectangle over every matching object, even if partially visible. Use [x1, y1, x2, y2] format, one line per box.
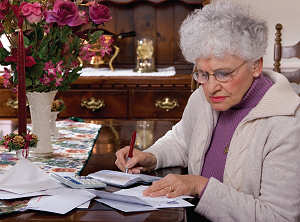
[146, 70, 300, 222]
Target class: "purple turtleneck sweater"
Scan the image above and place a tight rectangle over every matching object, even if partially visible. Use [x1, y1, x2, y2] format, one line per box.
[201, 74, 273, 182]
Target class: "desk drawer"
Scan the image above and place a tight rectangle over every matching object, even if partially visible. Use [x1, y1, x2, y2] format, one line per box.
[58, 90, 128, 118]
[131, 89, 190, 119]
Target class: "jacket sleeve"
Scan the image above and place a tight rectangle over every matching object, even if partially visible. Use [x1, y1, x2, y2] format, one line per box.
[195, 110, 300, 222]
[145, 89, 207, 169]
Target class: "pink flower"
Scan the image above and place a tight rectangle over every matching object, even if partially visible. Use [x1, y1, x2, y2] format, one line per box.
[40, 75, 51, 85]
[20, 2, 43, 24]
[79, 44, 95, 62]
[89, 2, 111, 24]
[100, 46, 112, 57]
[56, 61, 63, 74]
[43, 61, 55, 70]
[0, 0, 10, 19]
[99, 35, 113, 57]
[45, 0, 87, 26]
[2, 68, 11, 88]
[55, 77, 63, 86]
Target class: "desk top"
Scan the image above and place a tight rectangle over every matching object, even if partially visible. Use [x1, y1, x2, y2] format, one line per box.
[0, 119, 189, 222]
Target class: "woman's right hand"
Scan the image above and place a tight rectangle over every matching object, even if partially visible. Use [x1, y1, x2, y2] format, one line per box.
[115, 146, 157, 174]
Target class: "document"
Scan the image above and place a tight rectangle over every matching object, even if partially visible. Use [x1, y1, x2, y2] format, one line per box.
[88, 170, 161, 187]
[0, 159, 62, 194]
[91, 185, 194, 213]
[115, 185, 194, 208]
[96, 198, 156, 212]
[27, 189, 96, 214]
[0, 187, 78, 200]
[77, 200, 91, 209]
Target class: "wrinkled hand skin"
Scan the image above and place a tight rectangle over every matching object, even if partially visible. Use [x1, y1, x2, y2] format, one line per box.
[115, 146, 157, 174]
[143, 174, 209, 198]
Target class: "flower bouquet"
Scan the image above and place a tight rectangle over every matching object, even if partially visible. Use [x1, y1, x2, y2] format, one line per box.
[0, 0, 111, 155]
[0, 0, 112, 92]
[0, 132, 38, 158]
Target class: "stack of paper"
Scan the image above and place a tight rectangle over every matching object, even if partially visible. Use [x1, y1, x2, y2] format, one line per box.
[91, 185, 194, 212]
[0, 159, 96, 214]
[89, 170, 161, 187]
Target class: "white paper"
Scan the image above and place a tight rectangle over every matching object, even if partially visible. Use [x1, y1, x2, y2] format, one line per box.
[27, 189, 95, 214]
[96, 198, 156, 212]
[114, 185, 194, 208]
[0, 187, 72, 200]
[77, 200, 91, 209]
[90, 186, 193, 213]
[88, 170, 160, 187]
[90, 190, 151, 206]
[0, 159, 62, 194]
[0, 190, 49, 200]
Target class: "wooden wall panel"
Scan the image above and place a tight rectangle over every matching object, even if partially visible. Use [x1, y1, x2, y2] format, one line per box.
[103, 1, 203, 73]
[156, 2, 174, 65]
[114, 5, 135, 65]
[173, 3, 196, 72]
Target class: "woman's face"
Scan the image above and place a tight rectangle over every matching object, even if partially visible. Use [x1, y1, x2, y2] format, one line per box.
[195, 55, 261, 111]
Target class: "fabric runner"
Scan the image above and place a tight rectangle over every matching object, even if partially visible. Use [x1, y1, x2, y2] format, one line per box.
[0, 120, 102, 215]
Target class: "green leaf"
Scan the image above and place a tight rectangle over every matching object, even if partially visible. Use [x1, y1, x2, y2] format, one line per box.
[0, 48, 10, 65]
[90, 30, 104, 44]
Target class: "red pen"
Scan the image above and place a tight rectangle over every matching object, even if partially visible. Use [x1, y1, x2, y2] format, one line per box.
[125, 131, 136, 173]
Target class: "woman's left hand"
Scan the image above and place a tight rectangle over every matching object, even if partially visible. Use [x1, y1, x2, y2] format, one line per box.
[143, 174, 209, 198]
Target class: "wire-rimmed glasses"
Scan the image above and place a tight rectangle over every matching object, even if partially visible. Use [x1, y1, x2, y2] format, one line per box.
[192, 61, 247, 84]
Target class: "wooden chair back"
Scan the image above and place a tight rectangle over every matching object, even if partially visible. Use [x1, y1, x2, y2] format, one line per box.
[273, 23, 300, 83]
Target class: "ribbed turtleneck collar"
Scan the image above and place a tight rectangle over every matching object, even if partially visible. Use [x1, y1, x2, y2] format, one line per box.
[231, 74, 273, 110]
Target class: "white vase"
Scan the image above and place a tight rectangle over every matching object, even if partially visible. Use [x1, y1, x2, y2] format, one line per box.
[50, 111, 59, 138]
[26, 90, 57, 155]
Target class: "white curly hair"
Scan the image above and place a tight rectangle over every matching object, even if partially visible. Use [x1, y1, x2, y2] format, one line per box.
[179, 0, 268, 64]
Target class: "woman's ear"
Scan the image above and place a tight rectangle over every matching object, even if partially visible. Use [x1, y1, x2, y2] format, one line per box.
[252, 57, 263, 78]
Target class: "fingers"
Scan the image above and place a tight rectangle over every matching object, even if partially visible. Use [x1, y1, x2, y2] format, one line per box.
[143, 174, 186, 198]
[143, 176, 173, 197]
[115, 146, 130, 172]
[115, 147, 156, 173]
[129, 166, 144, 174]
[115, 147, 144, 172]
[166, 187, 181, 198]
[125, 156, 136, 168]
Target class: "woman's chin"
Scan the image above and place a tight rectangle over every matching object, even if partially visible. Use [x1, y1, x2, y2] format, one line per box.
[210, 103, 231, 111]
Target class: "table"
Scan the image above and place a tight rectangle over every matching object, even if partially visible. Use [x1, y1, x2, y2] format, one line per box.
[0, 118, 193, 222]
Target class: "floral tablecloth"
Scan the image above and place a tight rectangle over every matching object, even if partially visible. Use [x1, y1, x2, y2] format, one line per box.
[0, 120, 102, 216]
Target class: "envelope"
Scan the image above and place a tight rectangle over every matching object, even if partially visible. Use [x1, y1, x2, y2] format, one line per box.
[0, 159, 62, 194]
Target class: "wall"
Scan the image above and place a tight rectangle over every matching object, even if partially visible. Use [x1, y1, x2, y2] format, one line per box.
[232, 0, 300, 70]
[1, 1, 299, 71]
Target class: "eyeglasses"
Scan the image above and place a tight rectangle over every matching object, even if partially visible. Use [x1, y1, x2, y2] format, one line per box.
[192, 61, 248, 84]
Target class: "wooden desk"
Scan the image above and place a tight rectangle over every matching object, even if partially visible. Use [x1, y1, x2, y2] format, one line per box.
[0, 75, 192, 120]
[0, 119, 192, 222]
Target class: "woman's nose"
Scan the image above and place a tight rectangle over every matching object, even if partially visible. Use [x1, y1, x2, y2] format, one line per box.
[205, 76, 221, 93]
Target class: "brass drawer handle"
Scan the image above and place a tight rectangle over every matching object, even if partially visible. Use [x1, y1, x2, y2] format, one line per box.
[155, 97, 179, 111]
[81, 97, 105, 111]
[6, 98, 28, 110]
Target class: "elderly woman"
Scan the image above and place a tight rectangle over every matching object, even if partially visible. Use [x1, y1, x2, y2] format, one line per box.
[115, 0, 300, 221]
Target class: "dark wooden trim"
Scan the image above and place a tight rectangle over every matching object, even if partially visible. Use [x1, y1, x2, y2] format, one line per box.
[273, 23, 282, 73]
[106, 0, 204, 5]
